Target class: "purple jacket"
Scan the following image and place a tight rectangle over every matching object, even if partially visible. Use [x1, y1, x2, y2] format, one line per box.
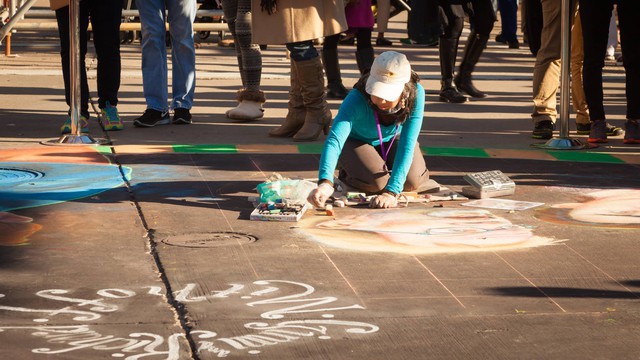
[345, 0, 374, 28]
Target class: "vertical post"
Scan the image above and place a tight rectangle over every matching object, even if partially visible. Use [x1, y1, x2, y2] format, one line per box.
[69, 0, 81, 135]
[558, 0, 571, 138]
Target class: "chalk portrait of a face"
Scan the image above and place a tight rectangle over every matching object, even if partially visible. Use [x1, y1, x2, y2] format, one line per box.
[299, 208, 559, 254]
[536, 189, 640, 228]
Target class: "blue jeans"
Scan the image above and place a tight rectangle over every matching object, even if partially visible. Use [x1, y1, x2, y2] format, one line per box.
[497, 0, 518, 41]
[136, 0, 196, 111]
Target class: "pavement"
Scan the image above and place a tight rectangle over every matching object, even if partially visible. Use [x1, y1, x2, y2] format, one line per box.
[1, 5, 640, 360]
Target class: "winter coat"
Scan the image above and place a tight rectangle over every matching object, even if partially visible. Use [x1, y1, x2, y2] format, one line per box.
[345, 0, 374, 29]
[251, 0, 348, 44]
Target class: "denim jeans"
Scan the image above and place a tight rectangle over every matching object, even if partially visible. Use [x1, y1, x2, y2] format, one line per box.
[136, 0, 196, 111]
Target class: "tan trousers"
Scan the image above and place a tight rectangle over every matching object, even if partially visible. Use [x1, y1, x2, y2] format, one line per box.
[571, 4, 590, 125]
[532, 0, 587, 124]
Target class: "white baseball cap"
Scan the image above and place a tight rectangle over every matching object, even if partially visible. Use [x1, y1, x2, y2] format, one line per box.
[365, 51, 412, 102]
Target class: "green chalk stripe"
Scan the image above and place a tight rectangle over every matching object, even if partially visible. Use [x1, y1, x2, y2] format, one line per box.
[546, 151, 625, 163]
[172, 144, 238, 153]
[422, 146, 490, 158]
[96, 145, 113, 155]
[297, 144, 324, 154]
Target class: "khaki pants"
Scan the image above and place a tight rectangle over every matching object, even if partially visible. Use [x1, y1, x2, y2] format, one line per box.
[532, 0, 586, 124]
[571, 4, 590, 125]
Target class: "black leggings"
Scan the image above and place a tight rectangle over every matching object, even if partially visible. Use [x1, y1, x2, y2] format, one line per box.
[580, 0, 640, 120]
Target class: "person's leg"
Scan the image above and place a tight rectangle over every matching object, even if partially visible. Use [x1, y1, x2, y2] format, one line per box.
[355, 28, 374, 75]
[571, 4, 590, 130]
[617, 0, 640, 143]
[338, 139, 390, 194]
[385, 141, 430, 192]
[455, 0, 495, 98]
[88, 0, 122, 109]
[136, 0, 169, 113]
[166, 0, 197, 111]
[287, 41, 331, 142]
[497, 0, 519, 47]
[56, 4, 90, 134]
[87, 0, 123, 130]
[322, 34, 349, 99]
[531, 0, 562, 139]
[376, 0, 392, 45]
[223, 0, 265, 120]
[438, 4, 467, 103]
[580, 0, 612, 123]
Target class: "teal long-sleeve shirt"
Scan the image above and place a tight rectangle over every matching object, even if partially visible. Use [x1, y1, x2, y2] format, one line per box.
[318, 83, 425, 194]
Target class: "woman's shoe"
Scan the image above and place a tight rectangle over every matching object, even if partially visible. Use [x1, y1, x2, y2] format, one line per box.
[376, 37, 392, 46]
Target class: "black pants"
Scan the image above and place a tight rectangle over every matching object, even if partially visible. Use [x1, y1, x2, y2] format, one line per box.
[438, 0, 496, 40]
[580, 0, 640, 121]
[56, 0, 122, 116]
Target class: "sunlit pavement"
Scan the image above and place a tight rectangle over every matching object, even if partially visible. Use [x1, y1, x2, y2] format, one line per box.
[1, 6, 640, 359]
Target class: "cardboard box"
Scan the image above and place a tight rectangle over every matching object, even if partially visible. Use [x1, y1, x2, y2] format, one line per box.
[250, 203, 309, 222]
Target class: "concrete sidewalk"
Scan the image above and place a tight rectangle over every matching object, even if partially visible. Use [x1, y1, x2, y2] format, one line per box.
[1, 10, 640, 360]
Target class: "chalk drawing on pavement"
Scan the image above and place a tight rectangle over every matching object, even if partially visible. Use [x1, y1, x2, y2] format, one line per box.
[299, 208, 561, 254]
[0, 162, 131, 246]
[536, 189, 640, 228]
[0, 280, 378, 358]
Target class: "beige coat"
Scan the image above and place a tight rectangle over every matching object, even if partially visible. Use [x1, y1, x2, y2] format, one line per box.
[251, 0, 347, 45]
[49, 0, 68, 10]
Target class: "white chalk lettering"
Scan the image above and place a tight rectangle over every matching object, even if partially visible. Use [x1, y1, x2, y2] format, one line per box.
[1, 281, 379, 358]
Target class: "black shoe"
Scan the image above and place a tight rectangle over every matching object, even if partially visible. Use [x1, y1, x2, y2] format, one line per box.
[508, 39, 520, 49]
[376, 37, 392, 46]
[495, 34, 506, 43]
[439, 87, 468, 103]
[326, 83, 349, 99]
[172, 108, 192, 125]
[133, 109, 170, 128]
[532, 120, 555, 140]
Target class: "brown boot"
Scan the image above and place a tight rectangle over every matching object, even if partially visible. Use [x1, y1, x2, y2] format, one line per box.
[269, 60, 306, 137]
[292, 56, 332, 142]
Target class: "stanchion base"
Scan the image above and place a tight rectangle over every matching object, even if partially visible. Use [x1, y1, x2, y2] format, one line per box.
[531, 137, 597, 150]
[40, 134, 110, 146]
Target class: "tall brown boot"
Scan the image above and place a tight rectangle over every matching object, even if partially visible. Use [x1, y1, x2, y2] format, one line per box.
[269, 60, 306, 137]
[292, 56, 332, 142]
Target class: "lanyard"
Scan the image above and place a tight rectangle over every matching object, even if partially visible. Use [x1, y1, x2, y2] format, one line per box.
[375, 113, 399, 163]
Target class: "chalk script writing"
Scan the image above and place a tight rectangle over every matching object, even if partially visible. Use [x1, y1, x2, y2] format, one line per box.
[0, 280, 379, 358]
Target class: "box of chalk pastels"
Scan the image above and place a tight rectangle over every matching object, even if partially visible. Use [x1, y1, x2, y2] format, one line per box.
[250, 201, 310, 222]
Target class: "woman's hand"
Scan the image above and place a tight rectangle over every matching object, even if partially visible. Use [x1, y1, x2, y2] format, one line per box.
[370, 192, 398, 209]
[308, 182, 334, 208]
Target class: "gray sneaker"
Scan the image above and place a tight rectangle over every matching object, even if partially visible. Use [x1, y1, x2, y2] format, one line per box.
[588, 120, 607, 143]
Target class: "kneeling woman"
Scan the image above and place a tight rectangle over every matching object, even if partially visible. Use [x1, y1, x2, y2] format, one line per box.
[308, 51, 429, 209]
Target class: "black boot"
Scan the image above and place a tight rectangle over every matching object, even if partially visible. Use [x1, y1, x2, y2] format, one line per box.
[355, 47, 375, 75]
[454, 32, 489, 98]
[439, 38, 467, 103]
[322, 47, 349, 99]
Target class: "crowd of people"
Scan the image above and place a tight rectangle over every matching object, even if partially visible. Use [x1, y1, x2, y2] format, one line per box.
[51, 0, 639, 207]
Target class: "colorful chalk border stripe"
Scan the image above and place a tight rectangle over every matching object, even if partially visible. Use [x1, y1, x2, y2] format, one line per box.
[99, 145, 636, 165]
